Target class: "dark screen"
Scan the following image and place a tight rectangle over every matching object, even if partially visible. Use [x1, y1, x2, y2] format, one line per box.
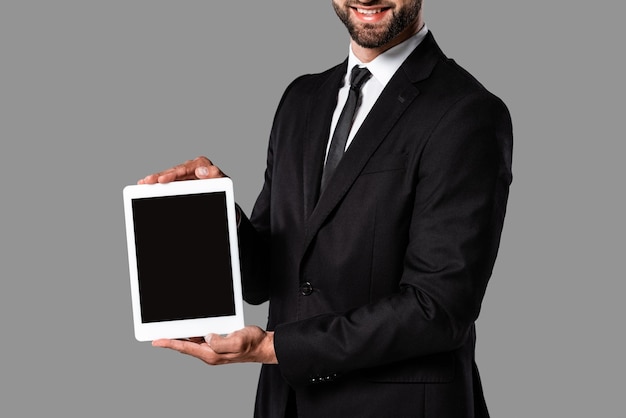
[131, 192, 236, 323]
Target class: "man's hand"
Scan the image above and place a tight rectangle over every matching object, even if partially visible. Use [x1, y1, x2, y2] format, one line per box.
[138, 156, 226, 184]
[152, 326, 278, 365]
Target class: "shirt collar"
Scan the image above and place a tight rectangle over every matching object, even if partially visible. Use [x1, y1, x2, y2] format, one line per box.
[346, 24, 428, 88]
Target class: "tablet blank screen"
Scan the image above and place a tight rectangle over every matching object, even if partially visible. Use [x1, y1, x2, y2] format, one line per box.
[131, 192, 236, 323]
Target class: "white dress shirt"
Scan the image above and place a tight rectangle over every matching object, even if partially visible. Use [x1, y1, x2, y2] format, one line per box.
[325, 25, 429, 159]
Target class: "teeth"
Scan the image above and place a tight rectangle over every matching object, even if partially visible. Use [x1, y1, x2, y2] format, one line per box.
[357, 8, 383, 14]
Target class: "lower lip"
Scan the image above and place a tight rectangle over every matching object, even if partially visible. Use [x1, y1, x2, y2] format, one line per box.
[352, 8, 390, 23]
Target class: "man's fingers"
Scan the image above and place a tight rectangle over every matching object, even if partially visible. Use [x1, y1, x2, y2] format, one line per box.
[138, 156, 223, 184]
[152, 327, 274, 365]
[138, 173, 159, 184]
[153, 338, 195, 352]
[152, 338, 236, 365]
[153, 338, 211, 358]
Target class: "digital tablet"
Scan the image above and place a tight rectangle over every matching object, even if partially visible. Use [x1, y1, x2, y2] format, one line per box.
[122, 178, 245, 342]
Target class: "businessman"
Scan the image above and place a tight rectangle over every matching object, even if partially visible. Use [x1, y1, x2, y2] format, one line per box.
[141, 0, 513, 416]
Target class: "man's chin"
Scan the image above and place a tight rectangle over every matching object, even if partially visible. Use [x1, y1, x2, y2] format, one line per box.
[349, 26, 391, 49]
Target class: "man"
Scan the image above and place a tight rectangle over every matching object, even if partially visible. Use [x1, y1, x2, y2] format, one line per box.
[140, 0, 513, 416]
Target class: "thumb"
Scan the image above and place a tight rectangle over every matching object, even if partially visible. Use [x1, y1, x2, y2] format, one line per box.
[195, 165, 225, 179]
[195, 166, 211, 179]
[204, 333, 238, 354]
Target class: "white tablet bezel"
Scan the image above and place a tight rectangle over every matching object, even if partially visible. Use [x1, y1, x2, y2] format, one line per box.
[123, 177, 245, 342]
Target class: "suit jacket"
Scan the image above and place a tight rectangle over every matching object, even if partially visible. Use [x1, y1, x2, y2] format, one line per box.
[237, 31, 513, 418]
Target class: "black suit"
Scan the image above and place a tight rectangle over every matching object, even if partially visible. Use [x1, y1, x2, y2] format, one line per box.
[238, 31, 513, 418]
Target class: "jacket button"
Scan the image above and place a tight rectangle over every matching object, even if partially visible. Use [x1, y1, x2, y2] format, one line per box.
[300, 282, 313, 296]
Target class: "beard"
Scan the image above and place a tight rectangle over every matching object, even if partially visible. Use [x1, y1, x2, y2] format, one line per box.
[332, 0, 422, 49]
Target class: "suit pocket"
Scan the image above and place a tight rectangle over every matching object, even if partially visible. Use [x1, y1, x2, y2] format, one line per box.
[358, 352, 455, 383]
[361, 154, 407, 175]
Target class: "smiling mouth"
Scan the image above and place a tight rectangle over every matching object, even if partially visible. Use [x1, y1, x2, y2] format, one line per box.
[356, 8, 384, 14]
[351, 6, 393, 19]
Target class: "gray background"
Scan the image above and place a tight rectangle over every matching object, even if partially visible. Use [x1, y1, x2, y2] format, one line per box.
[1, 1, 623, 417]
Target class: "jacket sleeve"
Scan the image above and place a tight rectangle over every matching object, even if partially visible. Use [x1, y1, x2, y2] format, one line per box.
[273, 90, 513, 386]
[236, 76, 307, 305]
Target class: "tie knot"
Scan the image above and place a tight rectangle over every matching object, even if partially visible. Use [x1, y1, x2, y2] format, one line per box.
[349, 66, 372, 92]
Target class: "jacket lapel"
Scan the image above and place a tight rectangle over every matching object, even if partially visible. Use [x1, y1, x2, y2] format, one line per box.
[302, 62, 347, 220]
[302, 32, 442, 253]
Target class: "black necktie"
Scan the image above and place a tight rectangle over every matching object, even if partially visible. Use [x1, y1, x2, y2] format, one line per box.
[321, 65, 372, 192]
